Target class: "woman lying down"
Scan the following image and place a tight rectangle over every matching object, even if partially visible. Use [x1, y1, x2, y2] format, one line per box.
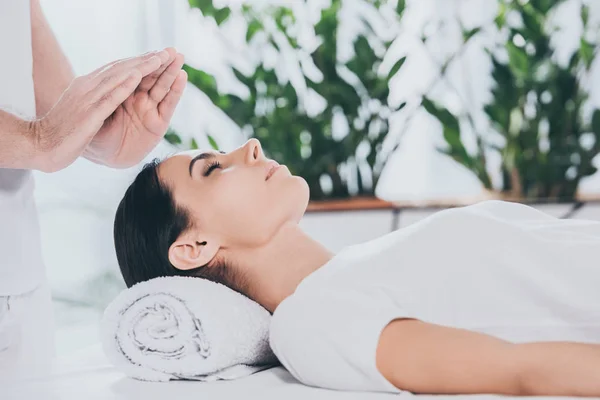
[113, 138, 600, 397]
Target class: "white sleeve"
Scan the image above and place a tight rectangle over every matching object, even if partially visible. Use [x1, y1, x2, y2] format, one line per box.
[269, 288, 410, 393]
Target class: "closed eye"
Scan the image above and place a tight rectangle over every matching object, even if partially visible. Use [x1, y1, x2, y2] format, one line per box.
[203, 161, 221, 177]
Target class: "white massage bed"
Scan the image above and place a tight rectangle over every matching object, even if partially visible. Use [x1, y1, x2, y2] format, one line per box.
[2, 345, 574, 400]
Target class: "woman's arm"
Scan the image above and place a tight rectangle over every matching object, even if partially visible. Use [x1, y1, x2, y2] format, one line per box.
[376, 319, 600, 396]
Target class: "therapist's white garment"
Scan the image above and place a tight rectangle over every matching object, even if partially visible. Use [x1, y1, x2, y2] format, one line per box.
[0, 283, 54, 380]
[270, 201, 600, 393]
[0, 0, 45, 295]
[0, 1, 54, 373]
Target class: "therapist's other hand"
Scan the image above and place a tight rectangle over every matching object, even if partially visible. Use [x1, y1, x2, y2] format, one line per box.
[31, 49, 180, 173]
[83, 47, 187, 168]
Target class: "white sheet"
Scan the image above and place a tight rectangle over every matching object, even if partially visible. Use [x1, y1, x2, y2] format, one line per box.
[0, 345, 577, 400]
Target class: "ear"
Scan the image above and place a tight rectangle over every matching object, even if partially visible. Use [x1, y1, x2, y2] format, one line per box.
[168, 233, 220, 271]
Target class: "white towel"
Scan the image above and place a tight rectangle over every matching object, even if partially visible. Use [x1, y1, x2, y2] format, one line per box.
[101, 276, 277, 381]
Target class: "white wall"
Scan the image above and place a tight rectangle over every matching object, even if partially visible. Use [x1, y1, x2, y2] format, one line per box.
[302, 202, 600, 253]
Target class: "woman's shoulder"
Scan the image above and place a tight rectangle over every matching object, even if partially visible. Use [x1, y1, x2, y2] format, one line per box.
[268, 290, 330, 385]
[269, 287, 409, 392]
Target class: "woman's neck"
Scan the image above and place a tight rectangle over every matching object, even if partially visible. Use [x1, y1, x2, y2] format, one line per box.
[230, 222, 333, 313]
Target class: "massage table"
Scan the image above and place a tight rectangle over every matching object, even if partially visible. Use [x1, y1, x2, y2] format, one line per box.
[1, 344, 573, 400]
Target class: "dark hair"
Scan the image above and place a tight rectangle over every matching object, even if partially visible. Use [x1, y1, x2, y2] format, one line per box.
[113, 159, 240, 290]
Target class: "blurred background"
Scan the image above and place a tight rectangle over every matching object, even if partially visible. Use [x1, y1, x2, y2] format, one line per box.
[35, 0, 600, 355]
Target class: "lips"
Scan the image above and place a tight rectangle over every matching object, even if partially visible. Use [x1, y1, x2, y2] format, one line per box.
[265, 160, 280, 181]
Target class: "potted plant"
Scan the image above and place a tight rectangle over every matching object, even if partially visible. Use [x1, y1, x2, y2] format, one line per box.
[166, 0, 407, 210]
[420, 0, 600, 203]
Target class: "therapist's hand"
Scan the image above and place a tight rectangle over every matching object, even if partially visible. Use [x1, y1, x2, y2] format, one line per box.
[32, 49, 174, 173]
[83, 47, 187, 168]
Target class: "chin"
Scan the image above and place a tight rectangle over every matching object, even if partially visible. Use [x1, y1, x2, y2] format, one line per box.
[290, 177, 310, 222]
[273, 175, 310, 223]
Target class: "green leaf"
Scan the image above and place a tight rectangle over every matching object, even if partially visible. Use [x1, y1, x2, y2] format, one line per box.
[190, 138, 199, 150]
[521, 8, 543, 40]
[580, 38, 595, 70]
[214, 7, 231, 25]
[387, 56, 407, 82]
[269, 37, 280, 52]
[188, 0, 214, 14]
[164, 129, 182, 145]
[581, 4, 590, 27]
[396, 0, 406, 18]
[188, 0, 230, 25]
[183, 64, 220, 103]
[506, 41, 529, 79]
[586, 165, 598, 176]
[207, 134, 219, 150]
[443, 126, 463, 150]
[529, 0, 559, 14]
[232, 67, 253, 89]
[396, 101, 407, 111]
[246, 19, 263, 42]
[422, 97, 473, 169]
[568, 51, 581, 70]
[494, 2, 507, 28]
[421, 97, 459, 133]
[241, 4, 250, 12]
[484, 104, 510, 134]
[592, 109, 600, 137]
[314, 0, 340, 38]
[462, 27, 481, 43]
[354, 36, 377, 67]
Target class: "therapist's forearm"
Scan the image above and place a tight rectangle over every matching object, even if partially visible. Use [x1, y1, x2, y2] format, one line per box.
[0, 110, 39, 169]
[30, 0, 75, 117]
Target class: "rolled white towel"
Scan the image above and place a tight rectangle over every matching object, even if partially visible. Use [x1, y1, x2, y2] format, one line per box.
[101, 276, 277, 381]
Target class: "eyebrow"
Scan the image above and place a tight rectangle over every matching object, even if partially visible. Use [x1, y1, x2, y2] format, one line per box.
[189, 151, 226, 177]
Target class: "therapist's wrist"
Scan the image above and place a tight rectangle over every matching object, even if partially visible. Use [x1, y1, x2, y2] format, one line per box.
[25, 118, 56, 173]
[13, 117, 41, 171]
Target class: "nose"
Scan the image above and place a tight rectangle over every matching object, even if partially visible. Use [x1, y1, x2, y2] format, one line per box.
[244, 138, 264, 165]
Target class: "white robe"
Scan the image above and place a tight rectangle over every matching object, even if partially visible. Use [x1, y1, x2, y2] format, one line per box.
[270, 201, 600, 393]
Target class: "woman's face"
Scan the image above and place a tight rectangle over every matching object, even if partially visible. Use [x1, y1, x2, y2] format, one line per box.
[159, 139, 309, 249]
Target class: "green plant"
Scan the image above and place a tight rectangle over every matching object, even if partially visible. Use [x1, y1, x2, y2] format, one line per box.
[422, 0, 600, 201]
[165, 127, 218, 151]
[170, 0, 407, 200]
